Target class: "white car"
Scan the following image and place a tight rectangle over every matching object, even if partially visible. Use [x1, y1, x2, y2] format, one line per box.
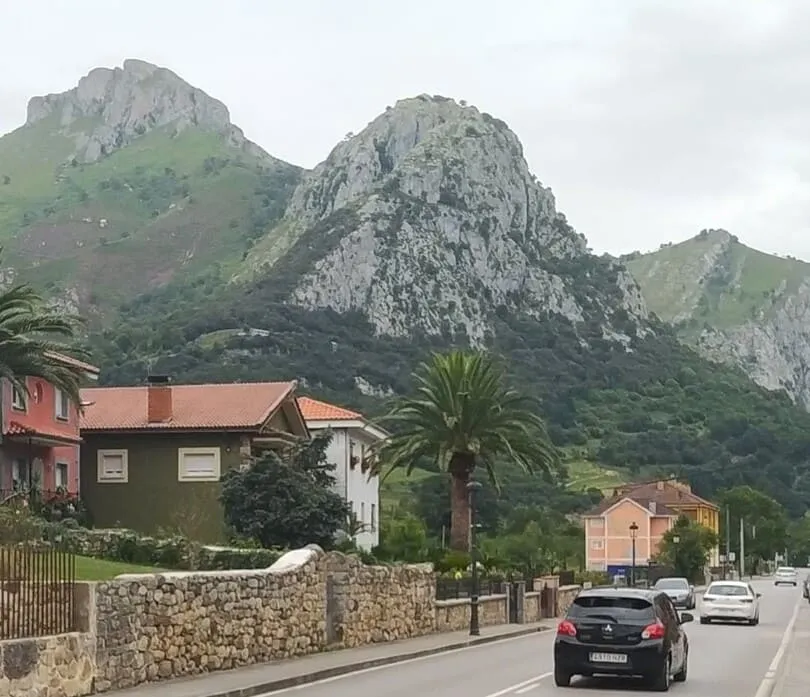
[774, 567, 798, 586]
[700, 581, 760, 625]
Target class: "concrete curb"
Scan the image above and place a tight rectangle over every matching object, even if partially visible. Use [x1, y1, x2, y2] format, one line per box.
[202, 625, 553, 697]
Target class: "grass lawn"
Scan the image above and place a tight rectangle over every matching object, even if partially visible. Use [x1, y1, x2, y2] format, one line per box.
[565, 459, 625, 493]
[74, 555, 164, 581]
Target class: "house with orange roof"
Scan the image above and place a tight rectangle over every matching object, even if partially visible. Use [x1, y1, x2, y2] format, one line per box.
[1, 352, 99, 497]
[78, 376, 310, 541]
[582, 477, 720, 578]
[297, 397, 388, 550]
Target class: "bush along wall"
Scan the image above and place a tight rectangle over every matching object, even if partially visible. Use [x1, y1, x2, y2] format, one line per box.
[43, 521, 285, 571]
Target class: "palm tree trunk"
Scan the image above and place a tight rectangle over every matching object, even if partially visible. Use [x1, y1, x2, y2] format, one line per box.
[449, 454, 474, 551]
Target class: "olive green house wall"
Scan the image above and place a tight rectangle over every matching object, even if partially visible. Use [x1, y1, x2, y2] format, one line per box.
[80, 431, 244, 543]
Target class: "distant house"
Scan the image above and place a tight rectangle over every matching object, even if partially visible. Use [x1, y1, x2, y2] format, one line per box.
[78, 378, 309, 542]
[1, 352, 100, 497]
[583, 477, 720, 576]
[298, 397, 387, 551]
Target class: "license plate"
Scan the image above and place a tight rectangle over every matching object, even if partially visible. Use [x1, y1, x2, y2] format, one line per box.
[590, 652, 628, 664]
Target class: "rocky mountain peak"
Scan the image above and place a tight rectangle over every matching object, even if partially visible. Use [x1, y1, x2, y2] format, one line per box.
[25, 59, 265, 163]
[245, 94, 647, 342]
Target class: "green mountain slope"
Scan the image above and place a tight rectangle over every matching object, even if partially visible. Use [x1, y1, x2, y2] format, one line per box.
[0, 60, 301, 320]
[625, 229, 810, 410]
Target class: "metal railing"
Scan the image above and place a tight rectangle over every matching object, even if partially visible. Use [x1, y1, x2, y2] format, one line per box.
[0, 545, 77, 640]
[436, 574, 536, 600]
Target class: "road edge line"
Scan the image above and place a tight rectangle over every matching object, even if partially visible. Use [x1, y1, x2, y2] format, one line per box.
[206, 625, 553, 697]
[753, 594, 803, 697]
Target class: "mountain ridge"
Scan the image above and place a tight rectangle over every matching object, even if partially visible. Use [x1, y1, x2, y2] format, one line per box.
[4, 60, 810, 515]
[625, 229, 810, 409]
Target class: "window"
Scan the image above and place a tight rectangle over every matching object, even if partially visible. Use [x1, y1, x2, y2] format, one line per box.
[569, 595, 655, 621]
[588, 517, 604, 528]
[55, 462, 69, 489]
[590, 539, 604, 550]
[370, 503, 376, 531]
[178, 447, 221, 482]
[11, 383, 26, 410]
[97, 449, 128, 483]
[360, 502, 366, 526]
[54, 387, 70, 420]
[11, 459, 28, 488]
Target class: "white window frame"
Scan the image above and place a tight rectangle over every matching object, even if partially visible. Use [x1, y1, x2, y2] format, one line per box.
[54, 387, 70, 421]
[11, 382, 26, 410]
[590, 538, 605, 550]
[97, 449, 128, 483]
[588, 517, 604, 528]
[177, 447, 221, 482]
[55, 462, 69, 489]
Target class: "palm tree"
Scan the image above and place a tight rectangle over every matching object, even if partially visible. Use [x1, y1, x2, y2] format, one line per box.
[0, 282, 90, 405]
[374, 350, 560, 551]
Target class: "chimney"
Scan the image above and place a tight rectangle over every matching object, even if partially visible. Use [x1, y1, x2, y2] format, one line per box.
[147, 375, 172, 423]
[656, 480, 664, 491]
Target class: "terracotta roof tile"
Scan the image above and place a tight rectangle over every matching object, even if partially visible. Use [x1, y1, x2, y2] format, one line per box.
[298, 397, 362, 421]
[5, 420, 82, 444]
[46, 351, 100, 375]
[616, 481, 719, 510]
[80, 382, 296, 431]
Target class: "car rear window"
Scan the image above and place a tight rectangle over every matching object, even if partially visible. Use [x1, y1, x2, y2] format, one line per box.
[777, 567, 795, 573]
[706, 584, 749, 596]
[654, 579, 689, 589]
[568, 595, 656, 620]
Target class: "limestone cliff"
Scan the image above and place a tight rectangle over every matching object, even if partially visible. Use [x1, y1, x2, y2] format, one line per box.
[25, 59, 268, 163]
[625, 229, 810, 409]
[243, 95, 648, 342]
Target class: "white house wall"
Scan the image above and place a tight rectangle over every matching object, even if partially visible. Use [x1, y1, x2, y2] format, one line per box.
[309, 425, 380, 551]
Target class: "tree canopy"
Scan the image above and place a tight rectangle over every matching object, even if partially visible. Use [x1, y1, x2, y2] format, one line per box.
[656, 515, 718, 581]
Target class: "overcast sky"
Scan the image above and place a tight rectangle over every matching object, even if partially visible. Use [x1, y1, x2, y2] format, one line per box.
[2, 0, 810, 260]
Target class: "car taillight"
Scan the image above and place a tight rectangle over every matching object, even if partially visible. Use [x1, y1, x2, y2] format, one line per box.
[557, 620, 577, 636]
[641, 621, 666, 639]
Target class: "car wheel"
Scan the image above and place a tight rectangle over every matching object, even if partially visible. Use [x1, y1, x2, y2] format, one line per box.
[554, 666, 572, 687]
[649, 656, 671, 692]
[673, 650, 688, 683]
[750, 616, 759, 626]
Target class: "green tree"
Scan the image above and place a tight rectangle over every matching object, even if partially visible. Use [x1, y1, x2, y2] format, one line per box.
[375, 510, 430, 562]
[787, 515, 810, 567]
[656, 516, 718, 581]
[374, 350, 559, 551]
[0, 281, 90, 404]
[718, 486, 788, 570]
[220, 432, 349, 550]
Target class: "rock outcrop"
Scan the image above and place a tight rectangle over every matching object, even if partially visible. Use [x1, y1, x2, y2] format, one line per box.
[244, 95, 648, 343]
[25, 59, 267, 163]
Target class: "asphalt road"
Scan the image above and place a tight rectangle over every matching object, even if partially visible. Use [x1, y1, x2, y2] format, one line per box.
[265, 578, 802, 697]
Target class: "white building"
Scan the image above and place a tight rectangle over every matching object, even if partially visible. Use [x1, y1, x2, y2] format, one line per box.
[298, 397, 387, 551]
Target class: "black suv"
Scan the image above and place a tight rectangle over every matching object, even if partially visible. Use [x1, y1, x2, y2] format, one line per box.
[553, 586, 693, 691]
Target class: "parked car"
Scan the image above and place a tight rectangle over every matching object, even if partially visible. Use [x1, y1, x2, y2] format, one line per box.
[774, 567, 798, 586]
[653, 577, 696, 609]
[554, 586, 692, 691]
[700, 580, 760, 625]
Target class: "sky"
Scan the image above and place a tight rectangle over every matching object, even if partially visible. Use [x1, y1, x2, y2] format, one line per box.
[2, 0, 810, 260]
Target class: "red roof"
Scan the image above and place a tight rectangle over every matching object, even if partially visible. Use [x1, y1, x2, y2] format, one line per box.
[298, 396, 362, 421]
[5, 420, 82, 444]
[46, 351, 100, 375]
[80, 382, 297, 431]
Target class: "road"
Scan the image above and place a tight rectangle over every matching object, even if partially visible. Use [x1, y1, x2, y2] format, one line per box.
[265, 578, 802, 697]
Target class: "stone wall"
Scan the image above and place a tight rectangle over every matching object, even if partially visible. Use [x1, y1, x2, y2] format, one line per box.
[557, 585, 580, 617]
[324, 553, 435, 647]
[435, 594, 508, 632]
[0, 633, 95, 697]
[93, 546, 437, 692]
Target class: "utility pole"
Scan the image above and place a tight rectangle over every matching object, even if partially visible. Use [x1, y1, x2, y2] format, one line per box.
[739, 517, 745, 579]
[725, 506, 731, 580]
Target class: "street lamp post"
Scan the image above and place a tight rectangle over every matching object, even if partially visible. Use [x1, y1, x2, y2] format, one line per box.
[629, 522, 639, 587]
[467, 478, 483, 636]
[672, 535, 680, 577]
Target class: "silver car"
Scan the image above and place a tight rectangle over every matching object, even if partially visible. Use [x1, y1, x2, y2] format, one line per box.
[653, 577, 695, 609]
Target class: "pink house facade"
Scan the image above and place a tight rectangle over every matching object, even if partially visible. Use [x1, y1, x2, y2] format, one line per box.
[584, 497, 678, 573]
[0, 353, 99, 496]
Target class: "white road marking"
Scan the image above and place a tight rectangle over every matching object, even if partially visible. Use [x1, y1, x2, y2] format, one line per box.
[255, 631, 553, 695]
[483, 673, 552, 697]
[515, 682, 542, 693]
[753, 591, 803, 697]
